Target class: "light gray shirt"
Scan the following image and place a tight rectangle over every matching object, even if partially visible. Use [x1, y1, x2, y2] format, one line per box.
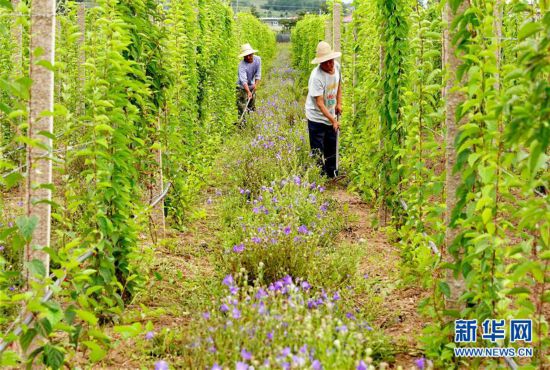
[305, 62, 342, 125]
[237, 55, 262, 89]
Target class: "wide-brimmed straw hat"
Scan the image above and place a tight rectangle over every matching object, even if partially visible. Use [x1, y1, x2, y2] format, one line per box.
[311, 41, 342, 64]
[239, 43, 259, 58]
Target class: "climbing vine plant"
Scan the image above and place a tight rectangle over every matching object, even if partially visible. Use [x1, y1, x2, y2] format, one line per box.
[294, 0, 548, 367]
[0, 0, 276, 367]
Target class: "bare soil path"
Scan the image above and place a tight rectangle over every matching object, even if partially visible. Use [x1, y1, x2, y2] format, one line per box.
[330, 185, 429, 368]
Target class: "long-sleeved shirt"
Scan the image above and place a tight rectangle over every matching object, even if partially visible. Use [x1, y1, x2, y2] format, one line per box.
[237, 55, 262, 89]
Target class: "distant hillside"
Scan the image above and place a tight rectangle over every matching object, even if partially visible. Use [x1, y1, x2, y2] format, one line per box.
[231, 0, 327, 18]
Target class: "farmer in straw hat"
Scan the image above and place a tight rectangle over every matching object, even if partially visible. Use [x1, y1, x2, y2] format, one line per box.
[237, 43, 262, 118]
[305, 41, 343, 178]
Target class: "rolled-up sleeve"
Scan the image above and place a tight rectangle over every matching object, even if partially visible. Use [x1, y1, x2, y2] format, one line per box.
[238, 63, 248, 86]
[255, 56, 262, 81]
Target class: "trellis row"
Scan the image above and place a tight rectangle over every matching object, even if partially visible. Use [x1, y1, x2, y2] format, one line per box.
[292, 0, 548, 367]
[0, 1, 276, 367]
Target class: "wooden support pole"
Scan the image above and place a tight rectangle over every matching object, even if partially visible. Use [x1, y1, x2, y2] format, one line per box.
[151, 114, 166, 240]
[325, 18, 332, 46]
[77, 2, 86, 115]
[26, 0, 56, 283]
[444, 0, 468, 310]
[333, 2, 342, 53]
[11, 0, 22, 77]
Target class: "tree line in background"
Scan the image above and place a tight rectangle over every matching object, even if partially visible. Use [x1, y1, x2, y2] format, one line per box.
[292, 0, 548, 367]
[0, 1, 276, 367]
[262, 0, 326, 11]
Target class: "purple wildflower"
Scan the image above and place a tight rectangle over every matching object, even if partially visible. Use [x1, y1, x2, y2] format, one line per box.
[256, 288, 268, 299]
[307, 300, 317, 309]
[336, 325, 348, 333]
[258, 301, 267, 315]
[241, 348, 252, 361]
[0, 245, 4, 251]
[207, 197, 213, 205]
[281, 347, 291, 357]
[252, 236, 262, 244]
[283, 275, 293, 286]
[298, 225, 309, 234]
[211, 364, 222, 370]
[357, 361, 368, 370]
[202, 312, 211, 320]
[154, 360, 169, 370]
[8, 286, 15, 292]
[145, 331, 155, 340]
[220, 304, 230, 313]
[230, 285, 239, 295]
[320, 203, 328, 212]
[223, 274, 234, 287]
[236, 362, 248, 370]
[293, 356, 306, 367]
[299, 344, 308, 354]
[209, 346, 217, 353]
[293, 176, 301, 185]
[267, 331, 274, 341]
[283, 226, 291, 235]
[333, 292, 341, 301]
[253, 207, 260, 214]
[415, 357, 426, 369]
[312, 360, 323, 370]
[232, 307, 241, 319]
[301, 281, 311, 290]
[233, 244, 245, 253]
[346, 312, 356, 320]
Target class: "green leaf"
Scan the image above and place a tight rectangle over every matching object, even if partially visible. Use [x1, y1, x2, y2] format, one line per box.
[113, 323, 142, 339]
[28, 259, 46, 278]
[0, 0, 13, 10]
[75, 309, 98, 325]
[19, 328, 38, 352]
[43, 344, 64, 370]
[518, 22, 543, 40]
[16, 215, 39, 240]
[94, 124, 114, 134]
[82, 341, 106, 362]
[439, 281, 451, 298]
[507, 287, 530, 295]
[3, 172, 24, 189]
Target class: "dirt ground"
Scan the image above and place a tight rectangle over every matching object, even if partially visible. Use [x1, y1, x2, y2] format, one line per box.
[331, 186, 430, 369]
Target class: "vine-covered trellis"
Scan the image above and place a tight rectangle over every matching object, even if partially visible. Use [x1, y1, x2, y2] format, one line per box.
[293, 0, 548, 367]
[0, 1, 276, 367]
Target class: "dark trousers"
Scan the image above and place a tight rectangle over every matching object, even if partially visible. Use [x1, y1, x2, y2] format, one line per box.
[308, 120, 337, 178]
[237, 87, 256, 118]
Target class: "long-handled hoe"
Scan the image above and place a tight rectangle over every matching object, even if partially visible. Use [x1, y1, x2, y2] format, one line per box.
[238, 96, 252, 127]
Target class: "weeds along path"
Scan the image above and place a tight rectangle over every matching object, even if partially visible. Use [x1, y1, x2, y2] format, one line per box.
[99, 46, 426, 369]
[330, 187, 430, 366]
